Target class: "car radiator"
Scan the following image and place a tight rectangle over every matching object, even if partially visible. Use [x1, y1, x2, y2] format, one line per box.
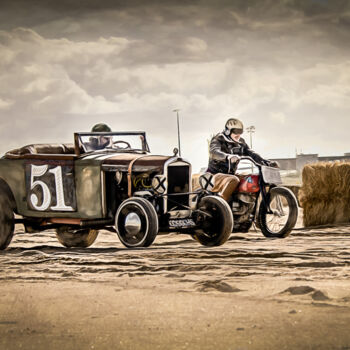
[166, 163, 190, 212]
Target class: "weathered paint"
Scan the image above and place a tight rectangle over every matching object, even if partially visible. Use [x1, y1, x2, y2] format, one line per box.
[0, 159, 26, 213]
[0, 150, 183, 220]
[75, 160, 103, 218]
[0, 157, 104, 219]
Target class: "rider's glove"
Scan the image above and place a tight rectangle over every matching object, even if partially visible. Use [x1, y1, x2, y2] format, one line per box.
[227, 155, 241, 164]
[227, 155, 241, 173]
[265, 160, 280, 168]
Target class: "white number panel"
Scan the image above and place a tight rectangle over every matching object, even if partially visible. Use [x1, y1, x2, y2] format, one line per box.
[25, 161, 77, 212]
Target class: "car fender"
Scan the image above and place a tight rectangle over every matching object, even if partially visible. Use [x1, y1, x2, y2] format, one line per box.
[0, 177, 17, 211]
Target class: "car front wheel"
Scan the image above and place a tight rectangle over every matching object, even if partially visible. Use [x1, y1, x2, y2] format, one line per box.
[56, 226, 99, 248]
[115, 197, 158, 248]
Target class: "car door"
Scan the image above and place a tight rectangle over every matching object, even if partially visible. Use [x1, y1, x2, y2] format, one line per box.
[25, 159, 77, 215]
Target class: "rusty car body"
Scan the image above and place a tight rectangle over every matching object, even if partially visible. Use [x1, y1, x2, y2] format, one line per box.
[0, 131, 233, 249]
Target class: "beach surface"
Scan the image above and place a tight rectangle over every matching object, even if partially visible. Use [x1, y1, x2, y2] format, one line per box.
[1, 212, 350, 350]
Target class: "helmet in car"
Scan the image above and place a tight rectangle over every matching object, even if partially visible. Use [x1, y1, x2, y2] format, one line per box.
[91, 123, 112, 132]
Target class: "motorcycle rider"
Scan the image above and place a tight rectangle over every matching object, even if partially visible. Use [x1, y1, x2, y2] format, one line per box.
[207, 118, 278, 201]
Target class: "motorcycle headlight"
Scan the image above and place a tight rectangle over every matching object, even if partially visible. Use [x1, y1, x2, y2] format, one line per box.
[152, 175, 166, 194]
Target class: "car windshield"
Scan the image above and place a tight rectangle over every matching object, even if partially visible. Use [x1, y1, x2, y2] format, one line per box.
[76, 132, 150, 153]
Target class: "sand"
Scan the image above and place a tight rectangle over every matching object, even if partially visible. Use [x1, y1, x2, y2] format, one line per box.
[1, 213, 350, 350]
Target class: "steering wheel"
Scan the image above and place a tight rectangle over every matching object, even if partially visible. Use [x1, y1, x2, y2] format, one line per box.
[112, 140, 131, 149]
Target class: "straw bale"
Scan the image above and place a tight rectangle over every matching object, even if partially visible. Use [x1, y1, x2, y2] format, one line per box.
[299, 161, 350, 226]
[301, 198, 350, 227]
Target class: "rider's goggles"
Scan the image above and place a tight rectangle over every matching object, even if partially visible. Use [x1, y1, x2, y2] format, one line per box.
[231, 128, 243, 135]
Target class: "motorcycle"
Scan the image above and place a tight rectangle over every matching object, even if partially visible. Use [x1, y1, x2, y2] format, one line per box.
[198, 156, 298, 238]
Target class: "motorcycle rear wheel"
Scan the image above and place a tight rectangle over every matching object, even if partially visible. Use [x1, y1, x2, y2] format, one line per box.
[257, 186, 298, 238]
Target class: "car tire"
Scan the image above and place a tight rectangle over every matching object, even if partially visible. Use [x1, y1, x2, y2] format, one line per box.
[0, 191, 15, 250]
[56, 226, 99, 248]
[115, 197, 158, 248]
[193, 195, 233, 247]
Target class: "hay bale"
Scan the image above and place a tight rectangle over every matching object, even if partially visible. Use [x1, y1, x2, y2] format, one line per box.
[299, 161, 350, 227]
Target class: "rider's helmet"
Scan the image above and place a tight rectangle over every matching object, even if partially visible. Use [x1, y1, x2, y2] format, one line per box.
[91, 123, 112, 132]
[224, 118, 244, 136]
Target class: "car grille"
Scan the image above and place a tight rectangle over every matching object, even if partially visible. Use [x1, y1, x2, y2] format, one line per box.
[166, 164, 190, 212]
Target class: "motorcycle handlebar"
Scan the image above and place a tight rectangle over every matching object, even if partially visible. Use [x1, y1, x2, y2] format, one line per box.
[237, 156, 263, 167]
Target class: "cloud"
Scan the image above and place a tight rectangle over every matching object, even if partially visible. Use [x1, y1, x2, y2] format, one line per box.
[298, 62, 350, 108]
[0, 98, 13, 110]
[0, 1, 350, 171]
[269, 112, 286, 124]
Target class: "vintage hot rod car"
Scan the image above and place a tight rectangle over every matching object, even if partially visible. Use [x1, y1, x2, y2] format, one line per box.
[0, 131, 233, 249]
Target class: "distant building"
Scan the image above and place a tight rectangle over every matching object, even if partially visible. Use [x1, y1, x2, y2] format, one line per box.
[271, 153, 350, 172]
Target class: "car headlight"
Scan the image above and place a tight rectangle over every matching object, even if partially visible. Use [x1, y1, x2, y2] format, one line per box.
[152, 175, 166, 194]
[115, 170, 123, 185]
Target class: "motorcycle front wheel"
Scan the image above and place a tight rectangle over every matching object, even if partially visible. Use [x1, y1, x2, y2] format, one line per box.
[257, 186, 298, 238]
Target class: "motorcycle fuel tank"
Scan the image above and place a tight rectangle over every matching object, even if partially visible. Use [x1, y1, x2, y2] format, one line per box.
[237, 175, 260, 193]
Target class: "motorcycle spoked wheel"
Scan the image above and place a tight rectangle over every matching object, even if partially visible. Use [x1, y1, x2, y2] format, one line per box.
[257, 186, 298, 238]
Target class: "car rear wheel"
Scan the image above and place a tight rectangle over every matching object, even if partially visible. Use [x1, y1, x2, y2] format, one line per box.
[56, 226, 99, 248]
[0, 191, 15, 250]
[193, 195, 233, 247]
[115, 197, 158, 248]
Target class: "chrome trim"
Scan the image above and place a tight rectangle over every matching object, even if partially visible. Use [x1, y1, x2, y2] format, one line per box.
[115, 170, 123, 185]
[115, 198, 158, 247]
[162, 157, 176, 213]
[115, 200, 150, 237]
[124, 212, 142, 235]
[168, 209, 192, 219]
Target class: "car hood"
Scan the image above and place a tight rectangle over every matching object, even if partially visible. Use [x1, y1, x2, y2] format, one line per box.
[81, 153, 176, 172]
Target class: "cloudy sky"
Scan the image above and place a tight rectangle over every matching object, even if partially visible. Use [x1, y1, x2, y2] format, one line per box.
[0, 0, 349, 171]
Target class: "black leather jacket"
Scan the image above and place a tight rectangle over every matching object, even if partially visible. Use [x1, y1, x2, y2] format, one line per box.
[207, 132, 267, 174]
